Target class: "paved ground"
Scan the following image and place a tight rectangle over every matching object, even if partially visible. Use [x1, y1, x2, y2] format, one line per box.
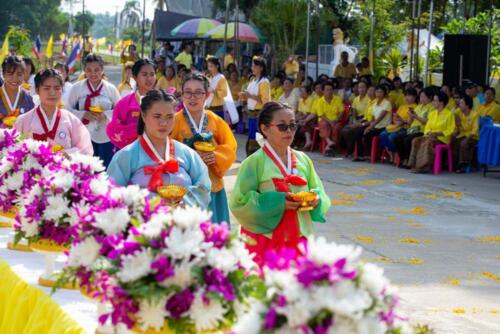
[104, 65, 500, 333]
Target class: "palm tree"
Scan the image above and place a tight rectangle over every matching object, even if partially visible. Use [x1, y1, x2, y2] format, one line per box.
[152, 0, 167, 11]
[119, 0, 142, 36]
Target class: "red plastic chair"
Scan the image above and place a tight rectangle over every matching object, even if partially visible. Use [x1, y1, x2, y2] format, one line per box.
[310, 127, 326, 154]
[370, 136, 380, 164]
[433, 144, 453, 175]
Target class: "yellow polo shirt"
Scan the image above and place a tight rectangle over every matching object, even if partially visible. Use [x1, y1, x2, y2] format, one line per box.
[313, 96, 343, 121]
[424, 108, 456, 144]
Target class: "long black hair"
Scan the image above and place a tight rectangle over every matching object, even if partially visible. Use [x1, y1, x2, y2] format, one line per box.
[132, 58, 155, 77]
[181, 73, 209, 92]
[1, 56, 25, 74]
[207, 57, 222, 73]
[34, 69, 64, 89]
[137, 89, 177, 135]
[252, 56, 268, 79]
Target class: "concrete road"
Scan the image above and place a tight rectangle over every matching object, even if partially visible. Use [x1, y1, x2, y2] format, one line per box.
[104, 64, 500, 333]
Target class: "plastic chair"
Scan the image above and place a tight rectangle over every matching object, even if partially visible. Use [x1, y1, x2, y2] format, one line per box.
[370, 136, 380, 164]
[433, 144, 453, 175]
[310, 127, 326, 154]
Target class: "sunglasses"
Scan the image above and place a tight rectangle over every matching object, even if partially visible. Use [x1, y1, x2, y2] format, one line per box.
[269, 123, 298, 132]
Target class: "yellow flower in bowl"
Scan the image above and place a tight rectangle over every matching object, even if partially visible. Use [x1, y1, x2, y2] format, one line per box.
[50, 144, 64, 152]
[290, 191, 317, 211]
[89, 105, 104, 113]
[194, 141, 215, 152]
[2, 116, 17, 128]
[157, 185, 187, 202]
[21, 83, 32, 90]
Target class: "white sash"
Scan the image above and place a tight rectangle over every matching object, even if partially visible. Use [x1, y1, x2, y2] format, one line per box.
[205, 73, 239, 124]
[143, 132, 170, 162]
[263, 140, 293, 175]
[184, 107, 206, 134]
[1, 86, 21, 112]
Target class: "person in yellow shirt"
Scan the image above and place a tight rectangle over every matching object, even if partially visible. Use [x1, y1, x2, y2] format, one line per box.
[357, 57, 372, 77]
[155, 56, 167, 81]
[340, 80, 372, 157]
[228, 71, 243, 101]
[206, 57, 230, 120]
[282, 56, 299, 79]
[242, 57, 271, 155]
[408, 91, 456, 173]
[175, 44, 193, 69]
[224, 48, 236, 70]
[379, 88, 418, 157]
[388, 76, 406, 109]
[271, 75, 284, 101]
[452, 95, 479, 173]
[477, 87, 500, 123]
[120, 44, 139, 81]
[394, 87, 435, 168]
[333, 51, 357, 79]
[311, 81, 324, 101]
[156, 65, 181, 96]
[315, 81, 344, 156]
[117, 61, 136, 97]
[296, 85, 317, 149]
[441, 84, 455, 110]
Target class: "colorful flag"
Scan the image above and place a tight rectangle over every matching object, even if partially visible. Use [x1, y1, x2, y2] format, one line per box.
[60, 36, 68, 57]
[0, 34, 10, 64]
[31, 35, 41, 60]
[66, 41, 81, 70]
[46, 34, 54, 59]
[108, 42, 113, 54]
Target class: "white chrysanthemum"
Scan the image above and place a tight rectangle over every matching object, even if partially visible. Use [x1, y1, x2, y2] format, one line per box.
[356, 315, 387, 334]
[164, 226, 205, 259]
[110, 185, 147, 206]
[22, 184, 42, 205]
[283, 300, 313, 328]
[89, 174, 110, 195]
[68, 236, 100, 267]
[171, 206, 212, 229]
[231, 240, 257, 271]
[232, 301, 265, 334]
[20, 217, 39, 237]
[264, 270, 298, 297]
[206, 247, 239, 273]
[360, 263, 388, 297]
[136, 298, 168, 331]
[70, 153, 105, 172]
[138, 213, 171, 239]
[190, 291, 227, 332]
[93, 207, 130, 235]
[43, 195, 70, 221]
[118, 248, 153, 282]
[66, 202, 91, 226]
[0, 158, 13, 175]
[5, 171, 23, 190]
[305, 236, 362, 266]
[328, 281, 372, 319]
[162, 260, 194, 289]
[50, 171, 74, 190]
[327, 316, 357, 334]
[24, 155, 41, 171]
[25, 138, 42, 152]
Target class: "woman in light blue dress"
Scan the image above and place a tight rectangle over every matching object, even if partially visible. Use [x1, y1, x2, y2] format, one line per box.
[108, 90, 211, 208]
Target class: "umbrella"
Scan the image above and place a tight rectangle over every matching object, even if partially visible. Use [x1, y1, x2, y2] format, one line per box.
[171, 18, 222, 38]
[204, 22, 263, 43]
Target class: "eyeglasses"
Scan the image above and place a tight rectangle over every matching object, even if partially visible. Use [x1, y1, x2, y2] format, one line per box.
[182, 91, 206, 99]
[269, 123, 297, 132]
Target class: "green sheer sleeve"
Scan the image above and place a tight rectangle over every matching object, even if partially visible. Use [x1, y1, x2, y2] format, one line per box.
[229, 150, 286, 234]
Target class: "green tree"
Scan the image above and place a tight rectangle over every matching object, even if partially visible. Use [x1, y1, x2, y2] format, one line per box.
[91, 13, 116, 38]
[252, 0, 308, 65]
[122, 27, 142, 43]
[74, 12, 95, 37]
[213, 0, 260, 21]
[5, 26, 32, 57]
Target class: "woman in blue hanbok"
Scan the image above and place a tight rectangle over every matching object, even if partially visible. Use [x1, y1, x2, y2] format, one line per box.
[108, 90, 211, 208]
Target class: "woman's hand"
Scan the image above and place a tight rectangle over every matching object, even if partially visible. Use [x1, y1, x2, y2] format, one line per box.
[285, 192, 301, 211]
[197, 151, 216, 166]
[310, 195, 320, 208]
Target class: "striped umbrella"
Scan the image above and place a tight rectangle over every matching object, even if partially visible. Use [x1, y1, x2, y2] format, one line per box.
[171, 18, 222, 38]
[204, 22, 263, 43]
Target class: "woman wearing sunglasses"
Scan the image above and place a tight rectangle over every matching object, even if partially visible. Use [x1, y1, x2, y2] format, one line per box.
[107, 90, 211, 208]
[229, 101, 330, 267]
[171, 74, 237, 224]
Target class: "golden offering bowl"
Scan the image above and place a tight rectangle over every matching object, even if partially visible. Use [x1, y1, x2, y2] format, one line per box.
[194, 141, 215, 152]
[58, 103, 65, 109]
[30, 238, 69, 253]
[157, 185, 187, 202]
[89, 105, 104, 113]
[21, 83, 32, 90]
[290, 191, 317, 211]
[50, 144, 64, 153]
[2, 116, 17, 128]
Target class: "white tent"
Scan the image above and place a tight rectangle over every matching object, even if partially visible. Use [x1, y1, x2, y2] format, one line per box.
[398, 28, 443, 57]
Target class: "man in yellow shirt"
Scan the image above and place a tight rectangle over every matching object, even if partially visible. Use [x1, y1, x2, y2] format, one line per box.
[334, 51, 357, 79]
[315, 81, 344, 156]
[453, 95, 479, 173]
[175, 44, 193, 69]
[357, 57, 372, 77]
[283, 56, 299, 79]
[477, 87, 500, 123]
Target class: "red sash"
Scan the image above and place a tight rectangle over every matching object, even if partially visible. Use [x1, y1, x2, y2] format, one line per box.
[82, 80, 103, 125]
[140, 136, 179, 192]
[263, 144, 307, 251]
[32, 107, 62, 141]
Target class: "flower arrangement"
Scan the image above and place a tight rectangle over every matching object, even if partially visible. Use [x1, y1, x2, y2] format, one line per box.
[12, 152, 107, 247]
[232, 236, 412, 334]
[60, 202, 263, 333]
